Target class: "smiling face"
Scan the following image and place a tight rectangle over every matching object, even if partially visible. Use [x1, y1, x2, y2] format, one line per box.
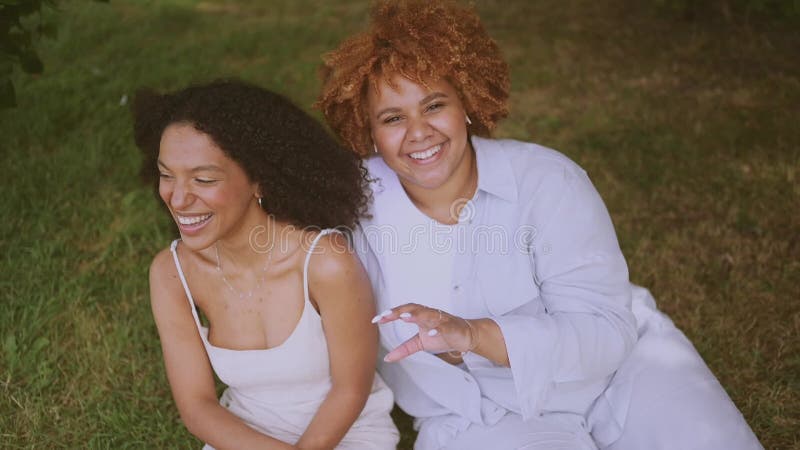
[157, 123, 260, 249]
[367, 76, 474, 195]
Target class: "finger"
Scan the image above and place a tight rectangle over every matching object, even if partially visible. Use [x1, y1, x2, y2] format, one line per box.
[392, 304, 446, 328]
[370, 309, 394, 324]
[412, 307, 447, 329]
[383, 334, 425, 362]
[370, 303, 427, 324]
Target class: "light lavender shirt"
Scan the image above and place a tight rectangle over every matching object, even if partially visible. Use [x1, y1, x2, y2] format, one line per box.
[353, 136, 638, 430]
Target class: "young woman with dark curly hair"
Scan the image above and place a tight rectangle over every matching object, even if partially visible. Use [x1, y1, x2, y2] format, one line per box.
[317, 1, 762, 449]
[133, 80, 399, 449]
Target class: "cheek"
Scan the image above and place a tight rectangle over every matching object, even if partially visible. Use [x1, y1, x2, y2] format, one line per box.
[208, 184, 251, 210]
[438, 114, 468, 140]
[373, 127, 403, 152]
[158, 181, 171, 205]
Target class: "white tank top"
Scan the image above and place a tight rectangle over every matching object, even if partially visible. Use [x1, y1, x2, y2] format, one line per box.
[169, 230, 398, 449]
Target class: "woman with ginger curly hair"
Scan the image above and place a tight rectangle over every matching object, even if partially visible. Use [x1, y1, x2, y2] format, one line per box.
[317, 1, 762, 449]
[133, 80, 399, 449]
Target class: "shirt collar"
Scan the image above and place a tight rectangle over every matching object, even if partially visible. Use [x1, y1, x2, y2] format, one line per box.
[472, 136, 518, 203]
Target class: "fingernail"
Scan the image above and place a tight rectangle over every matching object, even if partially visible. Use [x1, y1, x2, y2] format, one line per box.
[371, 314, 383, 324]
[400, 312, 412, 319]
[380, 309, 392, 317]
[427, 329, 439, 336]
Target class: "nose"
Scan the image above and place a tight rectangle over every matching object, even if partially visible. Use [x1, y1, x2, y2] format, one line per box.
[169, 181, 195, 210]
[407, 115, 433, 143]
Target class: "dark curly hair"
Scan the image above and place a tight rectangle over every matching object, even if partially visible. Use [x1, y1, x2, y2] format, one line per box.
[316, 0, 510, 156]
[132, 79, 370, 229]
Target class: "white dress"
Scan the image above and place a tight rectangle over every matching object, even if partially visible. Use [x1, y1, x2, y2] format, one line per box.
[169, 230, 399, 449]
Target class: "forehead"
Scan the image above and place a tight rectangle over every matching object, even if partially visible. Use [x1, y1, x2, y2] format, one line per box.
[367, 75, 459, 106]
[158, 123, 229, 166]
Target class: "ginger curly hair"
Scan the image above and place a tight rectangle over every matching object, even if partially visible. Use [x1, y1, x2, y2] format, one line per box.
[133, 79, 370, 230]
[316, 0, 510, 156]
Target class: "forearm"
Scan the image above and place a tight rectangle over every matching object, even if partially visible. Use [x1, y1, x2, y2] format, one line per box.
[295, 386, 369, 450]
[466, 318, 510, 367]
[182, 399, 295, 450]
[456, 311, 633, 375]
[496, 309, 636, 383]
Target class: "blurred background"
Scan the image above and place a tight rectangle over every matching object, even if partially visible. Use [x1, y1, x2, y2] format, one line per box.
[1, 0, 798, 448]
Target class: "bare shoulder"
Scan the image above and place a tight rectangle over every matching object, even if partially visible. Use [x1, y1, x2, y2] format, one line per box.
[150, 247, 178, 285]
[148, 246, 186, 309]
[305, 230, 374, 316]
[305, 231, 361, 282]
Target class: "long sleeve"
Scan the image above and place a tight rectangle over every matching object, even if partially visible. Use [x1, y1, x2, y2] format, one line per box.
[488, 165, 637, 419]
[359, 138, 640, 425]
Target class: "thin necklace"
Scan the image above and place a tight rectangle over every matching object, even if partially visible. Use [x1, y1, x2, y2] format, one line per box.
[214, 242, 274, 300]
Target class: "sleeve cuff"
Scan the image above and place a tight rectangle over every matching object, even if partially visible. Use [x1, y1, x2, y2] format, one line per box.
[489, 314, 558, 419]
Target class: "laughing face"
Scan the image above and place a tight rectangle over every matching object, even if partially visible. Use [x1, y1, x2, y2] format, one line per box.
[157, 123, 260, 249]
[367, 76, 473, 194]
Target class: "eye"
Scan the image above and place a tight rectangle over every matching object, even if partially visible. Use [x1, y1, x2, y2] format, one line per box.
[382, 115, 402, 124]
[195, 178, 217, 185]
[158, 173, 173, 180]
[425, 102, 445, 112]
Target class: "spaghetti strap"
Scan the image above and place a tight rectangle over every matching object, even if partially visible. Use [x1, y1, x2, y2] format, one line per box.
[166, 236, 399, 449]
[302, 229, 339, 304]
[168, 239, 204, 331]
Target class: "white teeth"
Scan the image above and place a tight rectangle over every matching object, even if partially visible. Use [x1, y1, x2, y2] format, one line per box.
[410, 144, 442, 160]
[177, 214, 212, 225]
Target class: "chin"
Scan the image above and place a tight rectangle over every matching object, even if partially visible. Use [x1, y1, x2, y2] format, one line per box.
[407, 172, 450, 190]
[176, 231, 216, 251]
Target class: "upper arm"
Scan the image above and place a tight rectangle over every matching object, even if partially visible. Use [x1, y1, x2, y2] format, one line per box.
[149, 249, 218, 417]
[528, 168, 632, 309]
[526, 168, 637, 364]
[306, 233, 378, 391]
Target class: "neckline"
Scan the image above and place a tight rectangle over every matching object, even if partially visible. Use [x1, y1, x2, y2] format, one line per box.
[169, 238, 324, 353]
[390, 170, 476, 228]
[200, 300, 311, 353]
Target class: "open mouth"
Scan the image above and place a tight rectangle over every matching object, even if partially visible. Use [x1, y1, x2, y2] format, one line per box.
[175, 213, 213, 231]
[409, 144, 443, 161]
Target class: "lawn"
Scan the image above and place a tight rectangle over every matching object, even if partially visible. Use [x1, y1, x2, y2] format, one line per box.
[1, 0, 798, 448]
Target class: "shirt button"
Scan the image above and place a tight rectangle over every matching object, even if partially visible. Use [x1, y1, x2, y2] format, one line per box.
[453, 285, 460, 291]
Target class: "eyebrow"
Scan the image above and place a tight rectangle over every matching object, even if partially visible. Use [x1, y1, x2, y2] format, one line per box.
[375, 92, 449, 118]
[157, 160, 224, 173]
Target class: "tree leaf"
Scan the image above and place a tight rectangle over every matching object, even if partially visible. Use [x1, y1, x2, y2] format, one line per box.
[5, 28, 33, 49]
[19, 48, 42, 73]
[0, 78, 16, 108]
[0, 60, 12, 75]
[38, 20, 57, 39]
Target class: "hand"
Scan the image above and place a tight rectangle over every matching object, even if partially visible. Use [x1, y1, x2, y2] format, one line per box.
[371, 303, 477, 363]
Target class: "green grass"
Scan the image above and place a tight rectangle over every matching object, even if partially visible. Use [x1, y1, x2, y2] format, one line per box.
[1, 0, 798, 448]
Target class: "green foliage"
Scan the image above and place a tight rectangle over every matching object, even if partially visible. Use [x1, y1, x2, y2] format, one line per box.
[0, 0, 54, 107]
[0, 0, 107, 108]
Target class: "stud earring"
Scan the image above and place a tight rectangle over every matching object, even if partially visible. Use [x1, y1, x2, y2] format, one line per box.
[466, 115, 472, 125]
